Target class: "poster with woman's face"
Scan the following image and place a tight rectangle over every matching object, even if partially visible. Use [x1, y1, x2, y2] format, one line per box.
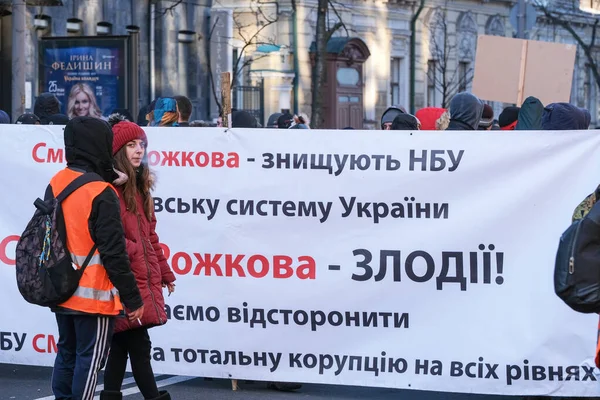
[39, 37, 127, 119]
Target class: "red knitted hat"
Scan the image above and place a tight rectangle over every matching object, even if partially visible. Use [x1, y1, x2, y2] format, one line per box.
[112, 121, 148, 155]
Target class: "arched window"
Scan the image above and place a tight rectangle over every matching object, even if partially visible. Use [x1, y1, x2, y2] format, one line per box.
[485, 15, 505, 37]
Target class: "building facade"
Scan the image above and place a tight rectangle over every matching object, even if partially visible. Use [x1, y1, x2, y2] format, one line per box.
[0, 0, 598, 127]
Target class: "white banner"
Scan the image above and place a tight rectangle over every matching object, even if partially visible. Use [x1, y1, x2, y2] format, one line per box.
[1, 126, 600, 396]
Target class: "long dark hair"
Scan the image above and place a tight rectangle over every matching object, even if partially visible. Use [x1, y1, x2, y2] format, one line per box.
[113, 147, 155, 221]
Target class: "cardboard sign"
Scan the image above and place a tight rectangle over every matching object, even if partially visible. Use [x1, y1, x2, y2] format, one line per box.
[580, 0, 600, 14]
[472, 35, 576, 106]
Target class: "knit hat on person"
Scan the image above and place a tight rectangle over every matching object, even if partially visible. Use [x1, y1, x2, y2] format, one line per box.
[232, 110, 258, 128]
[498, 106, 520, 130]
[46, 114, 70, 125]
[478, 104, 494, 129]
[112, 121, 148, 155]
[277, 113, 294, 129]
[15, 113, 41, 125]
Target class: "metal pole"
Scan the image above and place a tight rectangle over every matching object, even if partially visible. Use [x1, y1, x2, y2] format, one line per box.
[149, 1, 156, 101]
[517, 0, 526, 39]
[292, 5, 299, 115]
[11, 0, 26, 122]
[409, 0, 425, 114]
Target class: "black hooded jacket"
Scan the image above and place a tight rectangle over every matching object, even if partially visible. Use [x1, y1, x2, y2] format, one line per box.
[57, 117, 143, 314]
[34, 93, 61, 125]
[446, 93, 484, 131]
[391, 114, 419, 130]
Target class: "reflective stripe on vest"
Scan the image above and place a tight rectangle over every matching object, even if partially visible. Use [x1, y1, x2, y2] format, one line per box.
[50, 168, 123, 316]
[70, 252, 103, 269]
[72, 286, 120, 302]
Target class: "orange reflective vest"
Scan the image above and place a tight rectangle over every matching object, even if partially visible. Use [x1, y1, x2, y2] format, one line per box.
[50, 168, 123, 316]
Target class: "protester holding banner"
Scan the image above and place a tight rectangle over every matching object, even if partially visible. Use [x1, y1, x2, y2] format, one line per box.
[67, 83, 103, 120]
[49, 116, 144, 400]
[100, 115, 176, 400]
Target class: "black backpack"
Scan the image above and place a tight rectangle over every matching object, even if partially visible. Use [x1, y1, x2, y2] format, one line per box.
[15, 173, 103, 307]
[555, 200, 600, 313]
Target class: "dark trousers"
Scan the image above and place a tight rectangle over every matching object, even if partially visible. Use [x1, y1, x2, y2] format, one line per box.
[52, 314, 114, 400]
[103, 327, 160, 399]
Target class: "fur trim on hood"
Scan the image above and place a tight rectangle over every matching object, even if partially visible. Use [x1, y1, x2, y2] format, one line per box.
[112, 168, 129, 186]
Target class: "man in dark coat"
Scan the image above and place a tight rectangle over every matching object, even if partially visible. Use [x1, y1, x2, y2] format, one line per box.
[34, 92, 69, 125]
[391, 114, 420, 130]
[445, 92, 484, 131]
[516, 97, 544, 131]
[542, 103, 591, 130]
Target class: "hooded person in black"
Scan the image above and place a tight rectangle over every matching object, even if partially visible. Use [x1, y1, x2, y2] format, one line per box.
[446, 92, 484, 131]
[34, 92, 69, 125]
[391, 114, 420, 130]
[381, 106, 406, 130]
[541, 103, 591, 130]
[61, 117, 141, 308]
[516, 97, 544, 131]
[51, 116, 143, 399]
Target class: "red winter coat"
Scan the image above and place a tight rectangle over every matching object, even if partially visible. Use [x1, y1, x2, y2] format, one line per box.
[114, 186, 176, 333]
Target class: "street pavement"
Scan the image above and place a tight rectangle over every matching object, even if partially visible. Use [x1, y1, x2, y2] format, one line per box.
[0, 363, 516, 400]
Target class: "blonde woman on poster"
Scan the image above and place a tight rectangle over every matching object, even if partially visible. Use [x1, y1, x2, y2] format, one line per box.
[67, 83, 103, 119]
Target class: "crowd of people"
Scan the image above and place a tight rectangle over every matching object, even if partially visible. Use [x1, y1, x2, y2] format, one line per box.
[4, 88, 595, 400]
[1, 89, 592, 133]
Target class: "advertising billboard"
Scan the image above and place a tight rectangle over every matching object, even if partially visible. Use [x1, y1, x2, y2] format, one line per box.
[39, 36, 129, 118]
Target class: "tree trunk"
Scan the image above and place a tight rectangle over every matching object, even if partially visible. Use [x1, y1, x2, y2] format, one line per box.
[311, 0, 328, 129]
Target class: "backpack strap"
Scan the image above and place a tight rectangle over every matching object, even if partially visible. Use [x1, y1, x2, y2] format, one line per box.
[80, 244, 99, 270]
[56, 172, 104, 203]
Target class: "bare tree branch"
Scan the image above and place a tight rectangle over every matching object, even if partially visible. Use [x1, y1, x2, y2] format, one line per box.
[206, 17, 222, 113]
[155, 0, 185, 18]
[328, 0, 349, 37]
[325, 22, 344, 42]
[427, 4, 473, 107]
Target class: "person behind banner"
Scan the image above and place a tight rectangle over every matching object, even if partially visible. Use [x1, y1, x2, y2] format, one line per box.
[498, 106, 520, 131]
[445, 92, 484, 131]
[151, 98, 179, 127]
[100, 115, 175, 400]
[174, 95, 192, 127]
[68, 83, 103, 120]
[50, 116, 144, 400]
[0, 110, 10, 124]
[541, 103, 591, 131]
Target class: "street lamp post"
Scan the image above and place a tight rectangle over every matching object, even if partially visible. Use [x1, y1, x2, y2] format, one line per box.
[11, 0, 26, 121]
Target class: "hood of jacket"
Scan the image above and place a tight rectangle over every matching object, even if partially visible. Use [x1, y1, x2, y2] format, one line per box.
[448, 93, 484, 130]
[516, 97, 544, 130]
[381, 106, 406, 128]
[391, 114, 419, 130]
[64, 116, 118, 182]
[542, 103, 591, 130]
[415, 107, 446, 130]
[34, 93, 61, 124]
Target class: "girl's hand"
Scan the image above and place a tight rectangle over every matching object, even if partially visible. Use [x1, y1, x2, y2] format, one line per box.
[163, 282, 176, 295]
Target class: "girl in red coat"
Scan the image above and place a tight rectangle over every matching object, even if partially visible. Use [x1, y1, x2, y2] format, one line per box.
[100, 117, 176, 400]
